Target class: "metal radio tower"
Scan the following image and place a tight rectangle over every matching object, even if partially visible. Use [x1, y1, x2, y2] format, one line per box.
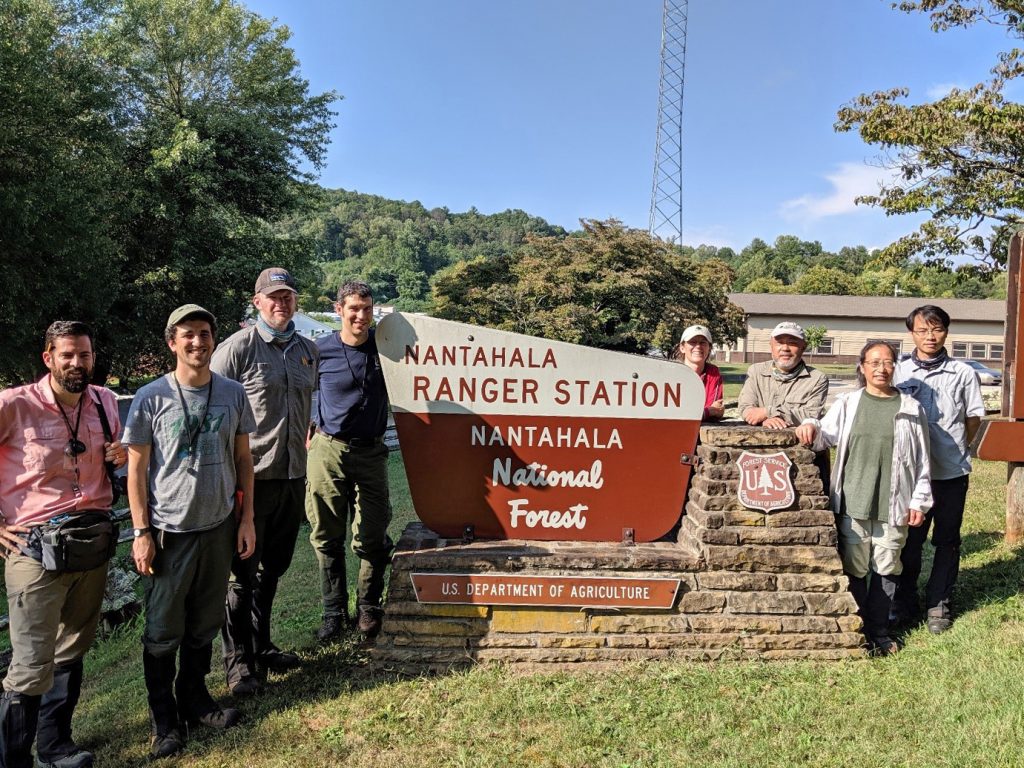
[648, 0, 688, 244]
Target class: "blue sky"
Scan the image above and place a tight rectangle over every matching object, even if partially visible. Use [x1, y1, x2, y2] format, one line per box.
[244, 0, 1013, 254]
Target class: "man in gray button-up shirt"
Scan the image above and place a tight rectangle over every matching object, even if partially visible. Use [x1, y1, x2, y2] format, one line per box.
[210, 267, 319, 695]
[893, 304, 984, 634]
[739, 322, 828, 428]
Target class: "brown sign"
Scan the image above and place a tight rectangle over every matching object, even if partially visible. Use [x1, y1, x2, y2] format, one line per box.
[411, 573, 681, 609]
[736, 450, 795, 510]
[376, 313, 704, 542]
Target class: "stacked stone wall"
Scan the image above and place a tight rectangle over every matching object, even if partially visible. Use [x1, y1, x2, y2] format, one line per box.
[371, 425, 864, 672]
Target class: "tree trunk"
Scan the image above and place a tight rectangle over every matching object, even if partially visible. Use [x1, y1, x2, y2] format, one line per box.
[1007, 463, 1024, 544]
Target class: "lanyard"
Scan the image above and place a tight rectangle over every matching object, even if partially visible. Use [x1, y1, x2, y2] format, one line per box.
[172, 374, 213, 458]
[54, 393, 85, 449]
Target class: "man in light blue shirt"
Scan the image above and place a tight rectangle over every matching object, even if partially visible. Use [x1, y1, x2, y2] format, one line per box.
[893, 305, 984, 634]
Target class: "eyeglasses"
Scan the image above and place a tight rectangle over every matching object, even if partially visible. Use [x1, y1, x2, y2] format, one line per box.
[65, 438, 86, 457]
[864, 360, 896, 370]
[912, 328, 945, 337]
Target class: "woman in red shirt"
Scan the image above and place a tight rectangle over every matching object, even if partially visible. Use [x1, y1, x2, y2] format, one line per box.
[674, 325, 724, 421]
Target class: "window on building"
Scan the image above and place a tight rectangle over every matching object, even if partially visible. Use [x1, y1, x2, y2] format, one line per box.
[990, 344, 1004, 361]
[867, 338, 902, 356]
[970, 343, 987, 359]
[813, 337, 834, 355]
[951, 342, 968, 358]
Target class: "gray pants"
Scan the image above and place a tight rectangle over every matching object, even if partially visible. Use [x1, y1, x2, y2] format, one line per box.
[142, 515, 235, 658]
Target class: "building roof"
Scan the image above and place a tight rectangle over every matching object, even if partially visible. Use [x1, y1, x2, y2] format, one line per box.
[728, 293, 1006, 323]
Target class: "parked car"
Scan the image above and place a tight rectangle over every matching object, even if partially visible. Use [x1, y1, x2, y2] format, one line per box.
[962, 359, 1003, 385]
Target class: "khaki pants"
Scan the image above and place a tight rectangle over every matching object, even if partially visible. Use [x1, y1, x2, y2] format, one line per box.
[3, 553, 107, 695]
[838, 515, 908, 578]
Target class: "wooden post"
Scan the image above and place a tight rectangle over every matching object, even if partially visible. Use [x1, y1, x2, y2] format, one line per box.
[1007, 234, 1024, 543]
[1008, 463, 1024, 544]
[975, 231, 1024, 542]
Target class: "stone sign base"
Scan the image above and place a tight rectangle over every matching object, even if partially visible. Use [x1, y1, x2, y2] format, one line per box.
[371, 426, 865, 672]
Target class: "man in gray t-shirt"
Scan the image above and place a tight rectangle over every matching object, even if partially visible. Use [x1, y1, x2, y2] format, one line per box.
[124, 304, 256, 759]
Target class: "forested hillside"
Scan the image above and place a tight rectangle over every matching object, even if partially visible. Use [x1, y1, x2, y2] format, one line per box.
[287, 188, 1008, 314]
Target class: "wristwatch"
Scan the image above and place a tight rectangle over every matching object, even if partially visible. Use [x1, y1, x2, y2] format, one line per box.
[132, 527, 151, 538]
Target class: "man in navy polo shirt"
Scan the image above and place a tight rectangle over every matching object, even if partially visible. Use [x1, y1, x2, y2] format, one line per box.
[305, 281, 392, 642]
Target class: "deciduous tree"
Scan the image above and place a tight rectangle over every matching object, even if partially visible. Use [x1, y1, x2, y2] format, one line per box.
[432, 219, 746, 357]
[836, 0, 1024, 269]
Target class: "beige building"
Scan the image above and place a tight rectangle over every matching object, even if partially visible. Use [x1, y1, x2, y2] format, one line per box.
[725, 293, 1006, 365]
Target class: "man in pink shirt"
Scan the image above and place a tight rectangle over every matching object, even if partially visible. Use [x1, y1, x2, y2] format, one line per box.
[0, 321, 126, 768]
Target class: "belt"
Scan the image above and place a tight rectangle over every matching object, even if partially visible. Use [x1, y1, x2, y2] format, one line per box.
[315, 428, 384, 448]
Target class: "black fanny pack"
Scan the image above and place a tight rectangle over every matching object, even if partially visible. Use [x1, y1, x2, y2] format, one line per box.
[22, 512, 118, 572]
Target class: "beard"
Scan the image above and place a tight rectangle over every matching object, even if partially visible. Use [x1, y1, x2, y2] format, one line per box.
[52, 366, 90, 393]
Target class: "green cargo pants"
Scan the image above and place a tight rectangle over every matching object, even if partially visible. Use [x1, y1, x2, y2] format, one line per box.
[305, 433, 393, 619]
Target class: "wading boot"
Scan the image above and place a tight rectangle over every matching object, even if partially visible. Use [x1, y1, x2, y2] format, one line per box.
[0, 690, 41, 768]
[36, 660, 92, 768]
[142, 651, 184, 759]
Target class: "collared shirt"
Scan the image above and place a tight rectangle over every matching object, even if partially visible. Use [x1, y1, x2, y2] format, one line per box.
[738, 360, 828, 426]
[210, 324, 318, 480]
[0, 378, 121, 527]
[894, 356, 985, 480]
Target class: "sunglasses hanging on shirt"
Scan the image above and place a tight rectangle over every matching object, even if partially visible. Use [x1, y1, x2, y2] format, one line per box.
[65, 438, 87, 457]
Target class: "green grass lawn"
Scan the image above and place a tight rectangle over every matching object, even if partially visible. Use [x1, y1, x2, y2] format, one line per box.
[12, 456, 1024, 767]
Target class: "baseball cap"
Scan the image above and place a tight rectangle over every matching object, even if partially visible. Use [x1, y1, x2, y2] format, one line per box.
[771, 321, 805, 341]
[255, 267, 298, 295]
[681, 325, 713, 345]
[166, 304, 216, 331]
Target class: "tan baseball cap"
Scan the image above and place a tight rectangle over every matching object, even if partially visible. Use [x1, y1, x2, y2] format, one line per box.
[771, 321, 805, 340]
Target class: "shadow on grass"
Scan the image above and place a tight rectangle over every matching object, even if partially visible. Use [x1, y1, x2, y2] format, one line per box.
[956, 532, 1024, 615]
[897, 530, 1024, 634]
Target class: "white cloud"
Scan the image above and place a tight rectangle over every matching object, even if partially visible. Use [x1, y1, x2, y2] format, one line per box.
[926, 81, 967, 100]
[779, 162, 894, 223]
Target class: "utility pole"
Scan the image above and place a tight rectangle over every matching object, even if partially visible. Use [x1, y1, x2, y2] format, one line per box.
[649, 0, 689, 245]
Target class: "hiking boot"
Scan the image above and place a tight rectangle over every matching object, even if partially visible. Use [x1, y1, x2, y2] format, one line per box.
[927, 608, 953, 634]
[228, 675, 263, 698]
[869, 635, 901, 657]
[256, 646, 301, 673]
[316, 615, 345, 643]
[356, 606, 383, 639]
[188, 707, 240, 730]
[150, 728, 185, 759]
[37, 748, 94, 768]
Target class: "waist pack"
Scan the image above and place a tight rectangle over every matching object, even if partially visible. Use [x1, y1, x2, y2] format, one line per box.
[23, 512, 118, 573]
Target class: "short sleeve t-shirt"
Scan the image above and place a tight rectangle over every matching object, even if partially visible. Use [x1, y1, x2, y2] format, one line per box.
[840, 391, 900, 520]
[123, 372, 255, 532]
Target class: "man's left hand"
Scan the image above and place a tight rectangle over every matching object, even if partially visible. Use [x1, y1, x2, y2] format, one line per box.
[237, 518, 256, 560]
[104, 440, 127, 468]
[762, 417, 789, 430]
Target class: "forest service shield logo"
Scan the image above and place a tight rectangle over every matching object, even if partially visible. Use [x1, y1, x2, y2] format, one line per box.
[735, 451, 795, 511]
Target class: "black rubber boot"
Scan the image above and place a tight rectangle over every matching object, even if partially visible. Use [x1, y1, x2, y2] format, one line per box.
[142, 651, 184, 759]
[36, 660, 92, 768]
[0, 689, 41, 768]
[176, 643, 239, 732]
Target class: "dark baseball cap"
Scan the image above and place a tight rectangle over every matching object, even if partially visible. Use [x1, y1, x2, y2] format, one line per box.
[166, 304, 216, 331]
[255, 267, 298, 295]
